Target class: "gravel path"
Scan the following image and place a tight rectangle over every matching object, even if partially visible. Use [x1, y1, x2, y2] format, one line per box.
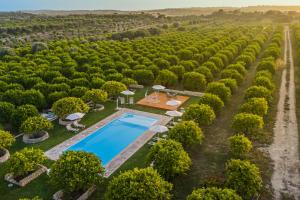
[268, 26, 300, 200]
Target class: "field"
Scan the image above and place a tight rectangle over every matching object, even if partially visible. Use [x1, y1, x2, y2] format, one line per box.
[0, 10, 298, 200]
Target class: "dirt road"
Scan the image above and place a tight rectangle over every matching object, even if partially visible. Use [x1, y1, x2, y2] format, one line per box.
[268, 26, 300, 199]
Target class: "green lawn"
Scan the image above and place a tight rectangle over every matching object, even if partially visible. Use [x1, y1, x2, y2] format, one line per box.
[0, 87, 200, 200]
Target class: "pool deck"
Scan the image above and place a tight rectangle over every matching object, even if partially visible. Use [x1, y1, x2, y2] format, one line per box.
[45, 108, 172, 177]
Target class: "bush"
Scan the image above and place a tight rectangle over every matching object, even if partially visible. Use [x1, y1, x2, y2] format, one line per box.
[232, 113, 264, 135]
[147, 139, 191, 179]
[220, 69, 244, 84]
[20, 116, 53, 136]
[229, 135, 252, 158]
[11, 105, 39, 132]
[219, 78, 238, 93]
[255, 70, 273, 80]
[254, 76, 274, 91]
[49, 151, 104, 194]
[47, 91, 68, 106]
[198, 93, 224, 114]
[0, 130, 15, 151]
[82, 89, 108, 108]
[183, 72, 206, 91]
[225, 159, 262, 199]
[19, 89, 46, 109]
[168, 121, 204, 147]
[155, 70, 178, 88]
[257, 58, 276, 74]
[227, 63, 246, 76]
[182, 104, 216, 126]
[52, 97, 89, 119]
[7, 147, 46, 177]
[0, 102, 15, 123]
[244, 86, 272, 104]
[206, 82, 231, 103]
[105, 167, 173, 200]
[169, 65, 185, 81]
[133, 69, 155, 85]
[101, 81, 127, 98]
[239, 98, 268, 116]
[195, 66, 213, 82]
[186, 187, 242, 200]
[121, 77, 137, 86]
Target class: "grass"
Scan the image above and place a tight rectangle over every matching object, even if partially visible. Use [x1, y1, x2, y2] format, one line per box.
[0, 87, 200, 200]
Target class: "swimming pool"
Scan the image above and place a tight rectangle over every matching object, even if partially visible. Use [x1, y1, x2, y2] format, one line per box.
[66, 113, 158, 166]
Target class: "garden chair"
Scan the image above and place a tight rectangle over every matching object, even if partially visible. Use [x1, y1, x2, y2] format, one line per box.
[73, 120, 85, 128]
[66, 124, 79, 132]
[129, 97, 134, 105]
[119, 97, 125, 105]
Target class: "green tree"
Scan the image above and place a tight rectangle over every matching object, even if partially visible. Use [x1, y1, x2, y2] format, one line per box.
[52, 97, 89, 119]
[49, 151, 104, 194]
[20, 90, 46, 110]
[133, 69, 155, 85]
[7, 147, 46, 177]
[229, 134, 252, 158]
[198, 93, 224, 114]
[225, 159, 262, 199]
[11, 105, 39, 132]
[183, 72, 206, 91]
[147, 139, 191, 179]
[82, 89, 108, 108]
[182, 104, 216, 126]
[186, 187, 242, 200]
[206, 82, 231, 103]
[232, 113, 264, 135]
[101, 81, 127, 98]
[219, 79, 238, 93]
[169, 65, 185, 81]
[0, 102, 15, 123]
[254, 76, 274, 91]
[0, 130, 15, 155]
[155, 69, 178, 88]
[244, 86, 272, 104]
[105, 167, 173, 200]
[20, 116, 53, 137]
[239, 98, 268, 116]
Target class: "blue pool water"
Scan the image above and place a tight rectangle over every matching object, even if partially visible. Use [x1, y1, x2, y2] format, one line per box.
[67, 113, 157, 166]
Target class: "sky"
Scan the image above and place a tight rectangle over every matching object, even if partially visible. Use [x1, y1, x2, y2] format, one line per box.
[1, 0, 300, 11]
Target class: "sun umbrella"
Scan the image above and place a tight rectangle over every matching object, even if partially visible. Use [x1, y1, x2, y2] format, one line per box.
[65, 112, 85, 121]
[121, 90, 135, 96]
[152, 85, 166, 90]
[150, 125, 169, 133]
[165, 110, 183, 117]
[166, 100, 182, 106]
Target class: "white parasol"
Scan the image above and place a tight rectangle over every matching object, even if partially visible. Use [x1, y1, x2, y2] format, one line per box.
[121, 90, 135, 104]
[65, 112, 85, 121]
[149, 125, 169, 133]
[166, 100, 182, 106]
[165, 110, 183, 117]
[152, 85, 166, 90]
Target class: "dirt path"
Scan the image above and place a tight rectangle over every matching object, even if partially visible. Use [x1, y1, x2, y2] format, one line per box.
[268, 26, 300, 200]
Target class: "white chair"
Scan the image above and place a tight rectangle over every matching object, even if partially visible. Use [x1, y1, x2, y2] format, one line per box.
[129, 97, 134, 105]
[73, 120, 85, 128]
[66, 124, 79, 132]
[119, 97, 125, 105]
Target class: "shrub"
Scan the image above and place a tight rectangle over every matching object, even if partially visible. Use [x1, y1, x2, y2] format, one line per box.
[121, 77, 137, 86]
[257, 58, 276, 74]
[168, 121, 204, 147]
[232, 113, 264, 135]
[7, 147, 46, 177]
[11, 105, 39, 132]
[105, 167, 173, 200]
[254, 76, 274, 91]
[255, 70, 273, 80]
[20, 116, 53, 137]
[186, 187, 242, 200]
[101, 81, 127, 98]
[219, 78, 238, 93]
[19, 89, 46, 109]
[227, 63, 246, 75]
[206, 82, 231, 103]
[220, 69, 244, 84]
[155, 70, 178, 88]
[47, 91, 68, 106]
[183, 72, 206, 91]
[49, 151, 104, 194]
[239, 98, 268, 116]
[229, 135, 252, 158]
[70, 87, 88, 98]
[147, 139, 191, 179]
[225, 159, 262, 199]
[0, 102, 15, 123]
[182, 104, 216, 126]
[52, 97, 89, 119]
[195, 66, 213, 82]
[90, 78, 105, 88]
[244, 86, 272, 104]
[169, 65, 185, 81]
[0, 130, 15, 152]
[198, 93, 224, 114]
[133, 69, 155, 85]
[82, 89, 108, 108]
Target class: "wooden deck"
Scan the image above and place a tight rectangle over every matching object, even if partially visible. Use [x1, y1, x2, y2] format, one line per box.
[137, 92, 190, 110]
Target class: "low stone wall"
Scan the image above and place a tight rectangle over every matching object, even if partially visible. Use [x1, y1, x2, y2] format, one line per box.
[5, 165, 47, 187]
[0, 149, 10, 163]
[23, 131, 49, 144]
[92, 104, 105, 112]
[53, 185, 96, 200]
[161, 88, 204, 97]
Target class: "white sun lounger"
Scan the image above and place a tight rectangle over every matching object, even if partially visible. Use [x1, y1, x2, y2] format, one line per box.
[73, 120, 85, 128]
[66, 124, 79, 132]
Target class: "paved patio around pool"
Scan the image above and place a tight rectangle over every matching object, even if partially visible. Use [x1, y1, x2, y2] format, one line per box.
[137, 92, 190, 110]
[45, 108, 172, 177]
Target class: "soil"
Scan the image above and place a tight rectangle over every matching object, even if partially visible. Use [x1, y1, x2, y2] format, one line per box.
[268, 26, 300, 200]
